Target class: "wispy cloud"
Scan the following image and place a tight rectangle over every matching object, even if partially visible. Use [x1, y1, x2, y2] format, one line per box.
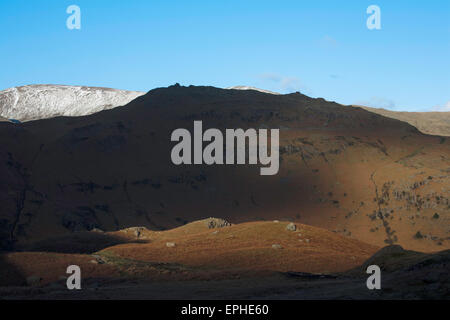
[319, 35, 339, 49]
[355, 97, 396, 110]
[258, 73, 309, 94]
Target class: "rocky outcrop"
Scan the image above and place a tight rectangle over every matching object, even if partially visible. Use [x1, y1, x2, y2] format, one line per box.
[205, 218, 232, 229]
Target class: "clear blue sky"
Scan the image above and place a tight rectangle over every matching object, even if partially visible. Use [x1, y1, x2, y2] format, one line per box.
[1, 0, 449, 111]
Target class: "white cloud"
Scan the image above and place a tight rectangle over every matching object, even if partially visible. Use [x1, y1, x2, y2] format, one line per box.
[431, 101, 450, 112]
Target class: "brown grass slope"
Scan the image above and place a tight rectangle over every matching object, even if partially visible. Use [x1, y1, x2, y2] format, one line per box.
[102, 219, 378, 274]
[0, 85, 448, 252]
[353, 105, 450, 137]
[1, 220, 448, 300]
[0, 220, 378, 287]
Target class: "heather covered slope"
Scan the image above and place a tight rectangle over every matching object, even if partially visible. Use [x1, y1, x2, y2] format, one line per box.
[0, 85, 448, 252]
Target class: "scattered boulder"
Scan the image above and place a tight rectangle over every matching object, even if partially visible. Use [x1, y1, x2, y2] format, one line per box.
[273, 220, 279, 223]
[272, 244, 283, 249]
[91, 254, 106, 264]
[305, 239, 310, 243]
[90, 227, 104, 233]
[166, 242, 176, 248]
[286, 223, 296, 231]
[120, 227, 149, 238]
[205, 218, 231, 229]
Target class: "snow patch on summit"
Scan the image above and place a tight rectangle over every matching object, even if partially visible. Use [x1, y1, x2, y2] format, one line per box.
[227, 86, 280, 95]
[0, 85, 145, 122]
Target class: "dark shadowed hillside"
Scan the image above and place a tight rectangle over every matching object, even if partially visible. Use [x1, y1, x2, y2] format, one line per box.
[0, 85, 449, 252]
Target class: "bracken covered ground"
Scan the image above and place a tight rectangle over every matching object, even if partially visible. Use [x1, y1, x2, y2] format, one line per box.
[0, 219, 448, 300]
[0, 220, 378, 286]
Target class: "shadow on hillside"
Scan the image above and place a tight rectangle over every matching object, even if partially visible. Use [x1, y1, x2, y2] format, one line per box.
[18, 232, 148, 254]
[0, 252, 26, 286]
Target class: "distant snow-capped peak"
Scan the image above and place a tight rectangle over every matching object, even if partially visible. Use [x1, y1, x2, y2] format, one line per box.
[227, 86, 280, 95]
[0, 84, 145, 122]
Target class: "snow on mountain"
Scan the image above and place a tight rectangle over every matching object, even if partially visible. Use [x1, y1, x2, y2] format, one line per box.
[0, 85, 145, 122]
[227, 86, 280, 95]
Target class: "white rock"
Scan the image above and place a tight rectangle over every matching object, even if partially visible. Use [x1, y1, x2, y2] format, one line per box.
[286, 222, 297, 231]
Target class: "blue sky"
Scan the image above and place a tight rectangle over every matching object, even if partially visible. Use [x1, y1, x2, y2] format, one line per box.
[0, 0, 449, 111]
